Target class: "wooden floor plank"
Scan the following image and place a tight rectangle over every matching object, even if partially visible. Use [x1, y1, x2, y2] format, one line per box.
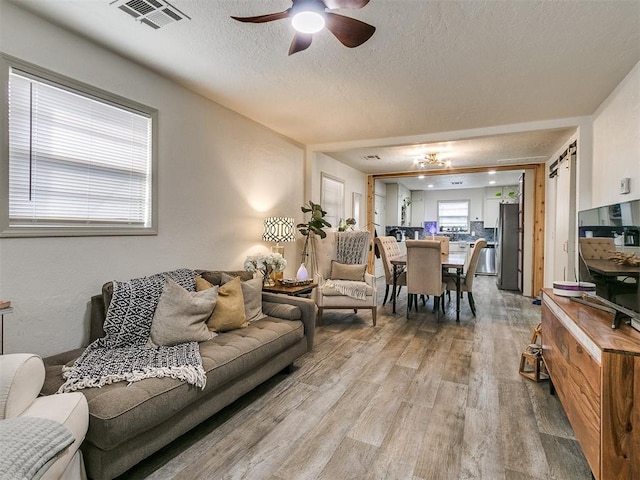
[116, 276, 592, 480]
[413, 380, 468, 480]
[274, 379, 379, 480]
[363, 401, 433, 480]
[459, 407, 506, 480]
[498, 380, 550, 477]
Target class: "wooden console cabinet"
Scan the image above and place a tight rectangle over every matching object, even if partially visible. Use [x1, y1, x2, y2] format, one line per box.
[542, 289, 640, 480]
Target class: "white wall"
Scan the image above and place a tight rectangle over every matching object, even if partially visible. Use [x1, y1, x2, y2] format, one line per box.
[592, 60, 640, 207]
[0, 2, 305, 356]
[544, 60, 640, 288]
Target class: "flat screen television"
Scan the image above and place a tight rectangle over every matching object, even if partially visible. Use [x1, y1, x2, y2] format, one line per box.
[577, 198, 640, 324]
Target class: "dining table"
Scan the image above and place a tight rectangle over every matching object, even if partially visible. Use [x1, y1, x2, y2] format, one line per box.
[584, 258, 640, 278]
[390, 252, 467, 321]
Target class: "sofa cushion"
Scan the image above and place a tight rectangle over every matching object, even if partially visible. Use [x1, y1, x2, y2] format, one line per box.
[196, 270, 253, 286]
[262, 302, 301, 321]
[42, 317, 304, 451]
[203, 277, 247, 332]
[149, 279, 218, 347]
[221, 273, 266, 323]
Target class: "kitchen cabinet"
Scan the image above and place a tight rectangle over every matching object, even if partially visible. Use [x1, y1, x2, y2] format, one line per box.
[485, 185, 518, 201]
[484, 185, 519, 228]
[484, 198, 501, 228]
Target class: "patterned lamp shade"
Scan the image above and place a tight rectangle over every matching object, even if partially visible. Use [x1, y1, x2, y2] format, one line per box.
[262, 217, 296, 243]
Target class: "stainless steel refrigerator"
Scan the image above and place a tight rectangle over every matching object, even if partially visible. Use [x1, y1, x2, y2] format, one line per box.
[496, 203, 519, 290]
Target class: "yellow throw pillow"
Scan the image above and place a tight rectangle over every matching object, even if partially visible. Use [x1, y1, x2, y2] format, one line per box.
[205, 276, 247, 332]
[196, 276, 214, 291]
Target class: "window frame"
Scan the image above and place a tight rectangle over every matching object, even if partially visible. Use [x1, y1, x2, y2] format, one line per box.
[437, 199, 470, 233]
[0, 53, 158, 238]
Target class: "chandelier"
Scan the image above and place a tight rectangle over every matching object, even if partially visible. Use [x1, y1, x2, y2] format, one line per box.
[416, 153, 451, 168]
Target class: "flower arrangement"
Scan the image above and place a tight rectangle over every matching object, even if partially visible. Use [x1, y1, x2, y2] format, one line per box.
[244, 252, 287, 286]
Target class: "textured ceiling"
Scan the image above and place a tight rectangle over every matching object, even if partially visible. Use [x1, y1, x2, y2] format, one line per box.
[8, 0, 640, 174]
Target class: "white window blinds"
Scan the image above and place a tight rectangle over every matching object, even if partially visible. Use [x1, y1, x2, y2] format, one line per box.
[438, 200, 470, 232]
[8, 68, 153, 231]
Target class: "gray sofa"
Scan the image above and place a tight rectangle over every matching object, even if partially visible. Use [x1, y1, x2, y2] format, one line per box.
[41, 270, 316, 480]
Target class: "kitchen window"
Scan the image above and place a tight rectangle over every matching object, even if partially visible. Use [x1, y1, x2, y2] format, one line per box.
[1, 54, 158, 237]
[438, 200, 470, 233]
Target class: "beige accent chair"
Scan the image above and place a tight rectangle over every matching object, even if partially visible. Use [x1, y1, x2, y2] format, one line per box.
[444, 238, 487, 317]
[311, 231, 378, 325]
[374, 236, 407, 305]
[0, 353, 89, 480]
[406, 239, 447, 321]
[578, 237, 615, 259]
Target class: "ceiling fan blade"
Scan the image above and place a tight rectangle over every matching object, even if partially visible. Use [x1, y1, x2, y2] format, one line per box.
[289, 33, 313, 55]
[325, 12, 376, 48]
[322, 0, 370, 9]
[231, 11, 290, 23]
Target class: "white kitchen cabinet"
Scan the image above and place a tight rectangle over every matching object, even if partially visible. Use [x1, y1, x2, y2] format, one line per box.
[483, 185, 518, 228]
[484, 198, 501, 228]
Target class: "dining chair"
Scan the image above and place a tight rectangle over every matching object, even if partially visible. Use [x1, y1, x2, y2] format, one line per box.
[578, 243, 637, 302]
[406, 239, 446, 321]
[578, 237, 615, 260]
[374, 236, 407, 305]
[444, 238, 487, 316]
[430, 235, 450, 255]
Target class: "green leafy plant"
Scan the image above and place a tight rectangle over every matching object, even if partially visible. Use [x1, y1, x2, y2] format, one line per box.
[297, 201, 331, 262]
[338, 217, 356, 232]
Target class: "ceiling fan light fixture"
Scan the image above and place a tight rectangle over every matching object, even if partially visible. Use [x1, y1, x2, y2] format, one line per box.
[292, 11, 325, 33]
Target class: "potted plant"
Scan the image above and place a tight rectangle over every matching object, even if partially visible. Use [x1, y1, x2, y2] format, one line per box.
[296, 201, 331, 280]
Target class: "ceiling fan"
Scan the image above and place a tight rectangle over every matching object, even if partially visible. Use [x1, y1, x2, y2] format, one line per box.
[231, 0, 376, 55]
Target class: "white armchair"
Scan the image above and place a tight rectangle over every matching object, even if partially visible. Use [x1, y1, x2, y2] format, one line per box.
[311, 231, 378, 325]
[0, 353, 89, 480]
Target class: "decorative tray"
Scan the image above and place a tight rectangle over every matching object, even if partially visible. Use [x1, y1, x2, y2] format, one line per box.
[279, 278, 313, 287]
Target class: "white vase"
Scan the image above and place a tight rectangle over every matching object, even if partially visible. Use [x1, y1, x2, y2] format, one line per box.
[296, 263, 308, 281]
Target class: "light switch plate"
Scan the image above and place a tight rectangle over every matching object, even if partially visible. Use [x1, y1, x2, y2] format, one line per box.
[620, 177, 630, 194]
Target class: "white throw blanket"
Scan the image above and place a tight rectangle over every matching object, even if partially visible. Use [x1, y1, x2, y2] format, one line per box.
[324, 279, 368, 300]
[0, 417, 74, 480]
[58, 269, 206, 393]
[336, 231, 369, 264]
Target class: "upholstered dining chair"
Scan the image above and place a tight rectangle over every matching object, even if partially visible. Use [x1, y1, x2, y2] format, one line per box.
[444, 237, 487, 316]
[578, 240, 637, 301]
[406, 239, 447, 321]
[374, 236, 407, 305]
[578, 237, 615, 260]
[431, 235, 450, 255]
[311, 230, 378, 326]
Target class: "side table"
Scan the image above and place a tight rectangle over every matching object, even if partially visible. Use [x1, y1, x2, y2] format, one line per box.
[263, 282, 317, 297]
[1, 307, 14, 355]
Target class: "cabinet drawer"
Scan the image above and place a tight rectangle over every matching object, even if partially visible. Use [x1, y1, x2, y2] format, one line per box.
[542, 302, 601, 478]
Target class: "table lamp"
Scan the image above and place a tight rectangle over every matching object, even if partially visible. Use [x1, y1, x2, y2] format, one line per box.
[262, 217, 296, 281]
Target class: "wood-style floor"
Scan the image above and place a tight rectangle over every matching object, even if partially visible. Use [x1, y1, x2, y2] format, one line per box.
[118, 276, 592, 480]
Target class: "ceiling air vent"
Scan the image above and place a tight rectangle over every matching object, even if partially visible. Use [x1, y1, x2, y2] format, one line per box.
[111, 0, 190, 29]
[363, 155, 381, 161]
